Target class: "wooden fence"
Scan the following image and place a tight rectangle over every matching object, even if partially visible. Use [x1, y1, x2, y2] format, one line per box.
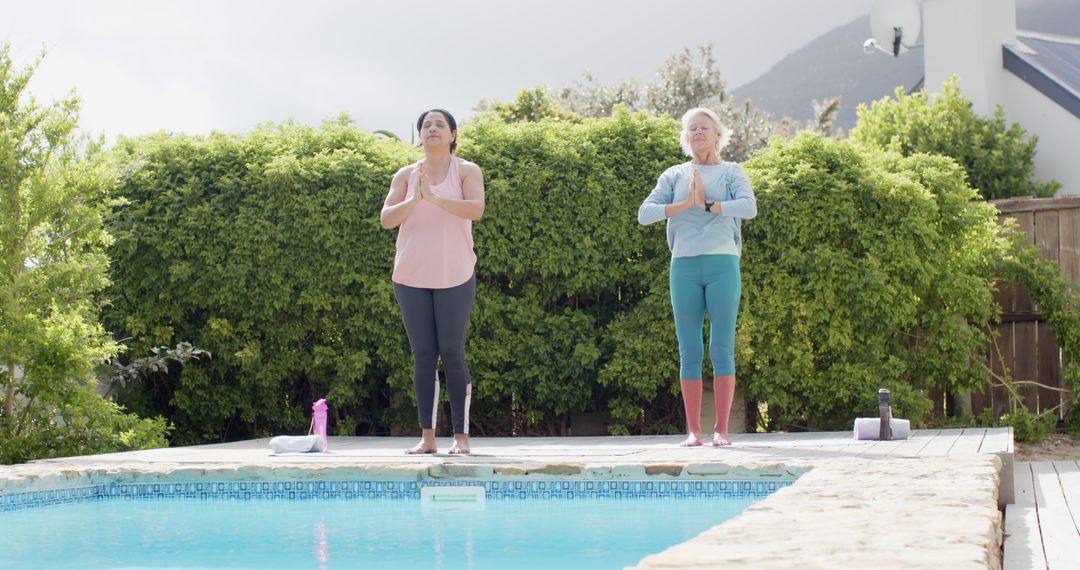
[968, 196, 1080, 419]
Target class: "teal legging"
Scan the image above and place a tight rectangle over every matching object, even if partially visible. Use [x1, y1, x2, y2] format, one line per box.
[670, 254, 741, 379]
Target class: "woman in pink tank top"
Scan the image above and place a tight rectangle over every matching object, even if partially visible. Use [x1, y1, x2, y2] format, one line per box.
[380, 109, 485, 455]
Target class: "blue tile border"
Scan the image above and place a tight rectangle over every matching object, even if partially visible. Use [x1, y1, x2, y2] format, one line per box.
[2, 485, 102, 513]
[2, 479, 791, 513]
[424, 479, 790, 500]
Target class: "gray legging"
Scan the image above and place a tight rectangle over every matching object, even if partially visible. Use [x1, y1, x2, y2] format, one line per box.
[393, 274, 475, 434]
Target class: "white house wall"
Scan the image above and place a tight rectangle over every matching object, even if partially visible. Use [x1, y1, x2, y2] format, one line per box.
[924, 0, 1078, 195]
[924, 0, 1017, 117]
[1001, 71, 1080, 195]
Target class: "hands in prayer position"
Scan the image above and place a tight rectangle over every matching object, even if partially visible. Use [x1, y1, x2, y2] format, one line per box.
[414, 161, 435, 204]
[691, 168, 706, 209]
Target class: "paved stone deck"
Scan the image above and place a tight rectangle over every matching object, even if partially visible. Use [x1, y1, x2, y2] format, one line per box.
[0, 430, 1011, 569]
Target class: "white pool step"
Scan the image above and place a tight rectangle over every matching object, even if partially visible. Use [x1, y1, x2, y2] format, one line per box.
[420, 485, 485, 503]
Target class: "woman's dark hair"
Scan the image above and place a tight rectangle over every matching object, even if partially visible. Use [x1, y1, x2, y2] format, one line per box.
[416, 108, 458, 152]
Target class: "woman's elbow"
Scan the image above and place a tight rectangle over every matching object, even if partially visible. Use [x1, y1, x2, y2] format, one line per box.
[742, 197, 758, 220]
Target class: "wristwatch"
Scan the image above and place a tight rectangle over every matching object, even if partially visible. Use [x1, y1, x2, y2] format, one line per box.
[705, 201, 716, 213]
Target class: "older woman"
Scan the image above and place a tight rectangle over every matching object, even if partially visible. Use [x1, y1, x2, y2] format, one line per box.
[380, 108, 485, 455]
[637, 107, 757, 447]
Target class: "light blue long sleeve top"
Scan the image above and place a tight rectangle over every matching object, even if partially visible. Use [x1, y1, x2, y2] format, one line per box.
[638, 162, 757, 258]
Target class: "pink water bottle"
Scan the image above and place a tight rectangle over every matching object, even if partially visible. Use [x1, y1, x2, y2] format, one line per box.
[312, 399, 328, 451]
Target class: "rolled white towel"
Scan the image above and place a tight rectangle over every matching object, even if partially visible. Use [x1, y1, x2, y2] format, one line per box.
[853, 417, 911, 440]
[269, 434, 327, 454]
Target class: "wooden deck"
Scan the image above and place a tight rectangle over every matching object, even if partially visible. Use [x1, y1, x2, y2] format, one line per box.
[1005, 460, 1080, 570]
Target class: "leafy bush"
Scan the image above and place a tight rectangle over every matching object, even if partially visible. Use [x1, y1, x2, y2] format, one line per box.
[1, 395, 170, 465]
[0, 45, 169, 464]
[607, 132, 1011, 431]
[105, 118, 418, 444]
[989, 409, 1058, 443]
[850, 78, 1060, 200]
[744, 133, 1017, 428]
[104, 110, 687, 442]
[443, 110, 693, 434]
[1067, 405, 1080, 437]
[103, 106, 1077, 441]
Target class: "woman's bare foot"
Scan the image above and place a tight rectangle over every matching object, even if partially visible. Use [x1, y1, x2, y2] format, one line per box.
[680, 433, 703, 447]
[712, 433, 731, 447]
[406, 429, 437, 454]
[405, 432, 437, 454]
[405, 440, 437, 454]
[448, 434, 471, 455]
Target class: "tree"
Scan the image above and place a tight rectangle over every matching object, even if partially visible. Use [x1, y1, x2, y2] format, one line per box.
[476, 86, 578, 123]
[0, 45, 168, 464]
[552, 73, 643, 118]
[482, 44, 781, 163]
[850, 78, 1060, 199]
[642, 45, 729, 118]
[809, 96, 842, 137]
[550, 45, 730, 119]
[719, 99, 786, 163]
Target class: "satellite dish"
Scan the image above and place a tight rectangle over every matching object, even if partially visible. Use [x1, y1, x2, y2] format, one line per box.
[866, 0, 922, 57]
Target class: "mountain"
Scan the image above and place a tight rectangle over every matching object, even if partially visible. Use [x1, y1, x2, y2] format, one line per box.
[731, 0, 1080, 131]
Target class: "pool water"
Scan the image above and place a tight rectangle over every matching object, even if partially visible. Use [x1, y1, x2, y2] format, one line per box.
[1, 496, 759, 569]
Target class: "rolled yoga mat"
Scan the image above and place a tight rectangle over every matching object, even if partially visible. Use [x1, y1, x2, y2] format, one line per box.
[853, 417, 911, 440]
[269, 434, 327, 453]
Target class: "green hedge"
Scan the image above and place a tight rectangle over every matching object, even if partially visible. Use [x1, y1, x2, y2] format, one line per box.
[105, 111, 1055, 442]
[105, 111, 686, 443]
[604, 132, 1011, 430]
[742, 134, 1005, 428]
[106, 119, 419, 443]
[461, 111, 684, 435]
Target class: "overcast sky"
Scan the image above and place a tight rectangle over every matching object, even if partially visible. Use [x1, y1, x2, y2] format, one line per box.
[2, 0, 871, 141]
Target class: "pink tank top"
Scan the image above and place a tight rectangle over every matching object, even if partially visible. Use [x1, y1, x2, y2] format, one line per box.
[392, 158, 477, 289]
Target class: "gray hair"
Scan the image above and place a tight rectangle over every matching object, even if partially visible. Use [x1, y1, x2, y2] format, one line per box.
[679, 107, 732, 158]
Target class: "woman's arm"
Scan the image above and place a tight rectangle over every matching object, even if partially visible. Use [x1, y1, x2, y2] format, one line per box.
[716, 164, 757, 219]
[638, 169, 696, 225]
[380, 165, 420, 229]
[425, 161, 485, 220]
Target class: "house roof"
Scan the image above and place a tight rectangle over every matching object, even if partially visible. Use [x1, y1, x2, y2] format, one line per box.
[1003, 31, 1080, 120]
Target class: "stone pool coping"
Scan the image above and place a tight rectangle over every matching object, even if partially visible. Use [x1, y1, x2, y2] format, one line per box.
[0, 452, 1002, 570]
[0, 459, 806, 495]
[631, 455, 1002, 570]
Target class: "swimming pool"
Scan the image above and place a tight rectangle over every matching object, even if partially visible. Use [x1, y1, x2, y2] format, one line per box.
[1, 480, 787, 569]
